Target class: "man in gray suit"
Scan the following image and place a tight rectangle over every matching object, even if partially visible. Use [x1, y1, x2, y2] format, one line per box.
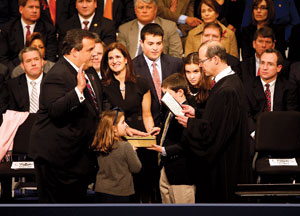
[118, 0, 183, 59]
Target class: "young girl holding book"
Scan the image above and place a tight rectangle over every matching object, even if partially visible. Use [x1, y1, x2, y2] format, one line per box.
[90, 110, 142, 203]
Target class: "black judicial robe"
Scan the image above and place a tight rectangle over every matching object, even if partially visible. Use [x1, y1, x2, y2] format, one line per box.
[183, 74, 251, 202]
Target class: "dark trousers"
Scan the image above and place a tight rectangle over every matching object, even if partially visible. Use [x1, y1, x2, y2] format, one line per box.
[35, 160, 88, 203]
[95, 192, 132, 203]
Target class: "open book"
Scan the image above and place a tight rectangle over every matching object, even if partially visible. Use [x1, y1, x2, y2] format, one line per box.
[161, 91, 184, 116]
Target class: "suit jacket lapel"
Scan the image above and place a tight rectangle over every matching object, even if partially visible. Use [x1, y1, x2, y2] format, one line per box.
[273, 79, 283, 111]
[129, 20, 139, 58]
[253, 78, 266, 112]
[19, 75, 30, 111]
[15, 20, 25, 51]
[86, 71, 102, 109]
[160, 54, 171, 80]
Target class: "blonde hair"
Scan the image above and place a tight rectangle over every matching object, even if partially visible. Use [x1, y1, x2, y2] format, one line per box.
[90, 110, 125, 153]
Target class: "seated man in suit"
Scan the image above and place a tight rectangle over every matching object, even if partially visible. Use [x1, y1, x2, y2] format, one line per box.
[157, 0, 201, 42]
[201, 22, 241, 78]
[58, 0, 116, 51]
[118, 0, 183, 59]
[6, 47, 44, 113]
[245, 48, 298, 134]
[0, 0, 57, 73]
[96, 0, 136, 29]
[241, 27, 290, 84]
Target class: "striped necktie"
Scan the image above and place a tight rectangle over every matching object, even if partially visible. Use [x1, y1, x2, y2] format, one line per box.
[264, 83, 271, 112]
[30, 81, 39, 113]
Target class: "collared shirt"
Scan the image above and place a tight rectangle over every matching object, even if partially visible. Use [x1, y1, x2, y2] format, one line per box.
[255, 54, 260, 76]
[63, 56, 86, 102]
[26, 73, 43, 104]
[261, 78, 276, 111]
[21, 18, 37, 45]
[214, 66, 235, 84]
[78, 13, 95, 30]
[143, 54, 162, 83]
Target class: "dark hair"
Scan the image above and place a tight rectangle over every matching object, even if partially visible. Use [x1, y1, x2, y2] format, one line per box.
[183, 52, 211, 103]
[200, 41, 227, 63]
[162, 73, 188, 94]
[253, 26, 276, 41]
[25, 32, 44, 47]
[252, 0, 274, 25]
[101, 42, 136, 86]
[198, 0, 220, 22]
[260, 48, 283, 66]
[19, 0, 41, 7]
[141, 23, 164, 42]
[203, 22, 223, 37]
[61, 29, 98, 55]
[19, 46, 42, 62]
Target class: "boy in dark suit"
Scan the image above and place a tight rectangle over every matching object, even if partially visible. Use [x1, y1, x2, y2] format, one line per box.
[148, 73, 195, 204]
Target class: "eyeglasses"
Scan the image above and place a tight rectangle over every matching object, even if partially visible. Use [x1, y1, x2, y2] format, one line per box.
[199, 57, 212, 65]
[253, 5, 268, 10]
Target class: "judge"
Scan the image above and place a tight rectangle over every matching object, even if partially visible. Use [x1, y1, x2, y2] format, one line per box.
[176, 41, 251, 202]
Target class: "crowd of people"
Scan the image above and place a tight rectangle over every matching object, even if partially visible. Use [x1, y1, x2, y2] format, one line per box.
[0, 0, 300, 204]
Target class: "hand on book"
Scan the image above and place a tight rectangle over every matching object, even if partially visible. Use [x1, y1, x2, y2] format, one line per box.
[126, 127, 148, 137]
[149, 127, 161, 136]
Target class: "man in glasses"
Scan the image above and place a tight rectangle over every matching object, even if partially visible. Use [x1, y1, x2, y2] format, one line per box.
[176, 40, 250, 202]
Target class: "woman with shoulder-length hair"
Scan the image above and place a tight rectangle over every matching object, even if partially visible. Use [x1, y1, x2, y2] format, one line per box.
[101, 42, 159, 134]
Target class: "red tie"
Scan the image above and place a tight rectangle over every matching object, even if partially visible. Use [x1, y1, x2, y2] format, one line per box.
[211, 79, 216, 88]
[49, 0, 56, 25]
[264, 83, 271, 112]
[170, 0, 178, 12]
[25, 25, 31, 41]
[83, 21, 89, 30]
[152, 62, 161, 101]
[257, 68, 261, 76]
[103, 0, 113, 20]
[86, 80, 99, 111]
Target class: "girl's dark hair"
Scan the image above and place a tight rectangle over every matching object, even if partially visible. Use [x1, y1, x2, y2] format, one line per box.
[183, 52, 211, 103]
[198, 0, 220, 22]
[101, 42, 136, 86]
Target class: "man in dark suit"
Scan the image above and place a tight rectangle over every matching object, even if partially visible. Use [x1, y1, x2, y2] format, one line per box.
[0, 0, 19, 27]
[0, 0, 57, 73]
[58, 0, 116, 51]
[6, 47, 44, 113]
[133, 23, 183, 126]
[245, 49, 298, 131]
[96, 0, 135, 29]
[29, 29, 102, 203]
[40, 0, 76, 28]
[241, 27, 290, 85]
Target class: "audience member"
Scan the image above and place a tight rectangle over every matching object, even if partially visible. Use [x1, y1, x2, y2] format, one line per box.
[118, 0, 183, 59]
[0, 0, 20, 27]
[91, 110, 142, 203]
[157, 0, 202, 44]
[58, 0, 116, 51]
[6, 47, 44, 113]
[0, 0, 57, 73]
[96, 0, 136, 29]
[40, 0, 76, 28]
[11, 32, 55, 78]
[244, 48, 297, 133]
[148, 73, 196, 204]
[91, 39, 105, 79]
[29, 29, 103, 203]
[176, 41, 250, 202]
[241, 0, 287, 60]
[241, 27, 290, 84]
[241, 0, 300, 41]
[183, 52, 211, 113]
[185, 0, 238, 57]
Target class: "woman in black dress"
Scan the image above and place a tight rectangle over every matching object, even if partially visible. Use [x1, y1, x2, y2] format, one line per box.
[100, 42, 160, 202]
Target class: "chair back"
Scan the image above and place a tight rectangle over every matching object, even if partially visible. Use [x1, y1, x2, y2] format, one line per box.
[256, 111, 300, 153]
[13, 113, 37, 155]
